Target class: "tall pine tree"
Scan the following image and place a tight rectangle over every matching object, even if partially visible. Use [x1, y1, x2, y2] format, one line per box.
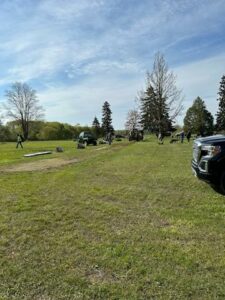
[92, 116, 102, 138]
[139, 77, 174, 133]
[139, 84, 157, 132]
[139, 53, 182, 134]
[216, 75, 225, 131]
[101, 101, 114, 135]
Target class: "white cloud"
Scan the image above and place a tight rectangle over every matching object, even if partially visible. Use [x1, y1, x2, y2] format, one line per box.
[37, 74, 144, 128]
[67, 60, 143, 76]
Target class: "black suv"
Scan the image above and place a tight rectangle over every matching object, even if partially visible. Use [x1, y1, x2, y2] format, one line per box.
[192, 135, 225, 193]
[77, 131, 97, 147]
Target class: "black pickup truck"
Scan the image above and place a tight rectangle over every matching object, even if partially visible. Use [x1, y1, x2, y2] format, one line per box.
[192, 135, 225, 193]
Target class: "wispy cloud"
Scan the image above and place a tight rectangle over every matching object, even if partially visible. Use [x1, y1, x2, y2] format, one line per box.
[39, 0, 105, 20]
[37, 73, 144, 127]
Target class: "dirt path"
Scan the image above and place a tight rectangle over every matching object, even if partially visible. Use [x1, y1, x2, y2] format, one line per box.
[1, 158, 78, 172]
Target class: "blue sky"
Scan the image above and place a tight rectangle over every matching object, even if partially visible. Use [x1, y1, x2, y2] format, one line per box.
[0, 0, 225, 128]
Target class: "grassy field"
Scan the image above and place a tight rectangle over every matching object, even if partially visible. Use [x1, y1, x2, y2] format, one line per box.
[0, 137, 224, 299]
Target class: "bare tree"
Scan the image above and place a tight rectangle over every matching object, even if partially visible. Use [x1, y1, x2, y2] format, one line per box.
[125, 109, 141, 132]
[5, 82, 44, 140]
[140, 52, 183, 133]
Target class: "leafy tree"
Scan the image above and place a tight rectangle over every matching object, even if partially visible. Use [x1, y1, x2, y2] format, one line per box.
[101, 101, 114, 135]
[62, 123, 75, 140]
[28, 121, 45, 140]
[37, 122, 75, 140]
[92, 116, 102, 138]
[0, 122, 12, 141]
[183, 97, 214, 136]
[4, 82, 44, 140]
[216, 75, 225, 131]
[139, 53, 183, 134]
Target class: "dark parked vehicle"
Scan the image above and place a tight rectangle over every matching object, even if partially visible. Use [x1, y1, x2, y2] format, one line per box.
[115, 134, 125, 139]
[128, 129, 144, 141]
[192, 135, 225, 193]
[76, 131, 97, 148]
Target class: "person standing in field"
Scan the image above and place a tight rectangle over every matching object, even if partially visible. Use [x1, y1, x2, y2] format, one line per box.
[107, 132, 112, 145]
[158, 132, 164, 144]
[180, 131, 185, 143]
[16, 134, 23, 149]
[186, 131, 191, 142]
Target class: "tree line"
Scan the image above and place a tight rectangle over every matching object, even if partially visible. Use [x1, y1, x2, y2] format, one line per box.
[0, 116, 114, 142]
[1, 54, 225, 141]
[0, 81, 114, 141]
[0, 120, 92, 141]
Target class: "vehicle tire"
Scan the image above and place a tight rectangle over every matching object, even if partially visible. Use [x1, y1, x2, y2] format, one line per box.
[220, 171, 225, 194]
[93, 141, 97, 146]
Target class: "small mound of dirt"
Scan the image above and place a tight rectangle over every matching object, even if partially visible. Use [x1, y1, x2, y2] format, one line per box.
[94, 146, 108, 151]
[2, 158, 78, 172]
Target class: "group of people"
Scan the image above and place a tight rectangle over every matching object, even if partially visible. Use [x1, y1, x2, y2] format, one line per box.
[180, 130, 192, 143]
[158, 130, 192, 144]
[16, 130, 192, 149]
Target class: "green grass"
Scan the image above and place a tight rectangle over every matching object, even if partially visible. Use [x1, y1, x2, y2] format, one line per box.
[0, 138, 224, 299]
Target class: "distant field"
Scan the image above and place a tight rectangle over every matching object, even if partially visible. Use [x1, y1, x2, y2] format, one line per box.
[0, 137, 224, 299]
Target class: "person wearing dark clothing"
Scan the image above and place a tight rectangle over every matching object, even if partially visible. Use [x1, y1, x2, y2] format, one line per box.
[180, 131, 185, 143]
[16, 134, 23, 148]
[186, 131, 191, 142]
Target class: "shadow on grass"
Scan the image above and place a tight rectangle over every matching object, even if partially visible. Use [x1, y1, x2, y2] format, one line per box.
[210, 183, 225, 196]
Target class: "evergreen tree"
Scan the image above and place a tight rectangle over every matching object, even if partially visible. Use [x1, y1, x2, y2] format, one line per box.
[139, 53, 182, 134]
[92, 116, 102, 137]
[183, 97, 214, 136]
[139, 78, 174, 133]
[139, 85, 157, 132]
[101, 101, 114, 135]
[92, 116, 100, 128]
[216, 75, 225, 131]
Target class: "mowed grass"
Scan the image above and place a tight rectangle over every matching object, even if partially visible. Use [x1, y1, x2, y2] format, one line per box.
[0, 137, 224, 299]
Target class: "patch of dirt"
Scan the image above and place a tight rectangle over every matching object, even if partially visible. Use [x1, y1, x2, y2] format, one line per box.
[94, 146, 108, 151]
[86, 267, 117, 284]
[1, 158, 78, 172]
